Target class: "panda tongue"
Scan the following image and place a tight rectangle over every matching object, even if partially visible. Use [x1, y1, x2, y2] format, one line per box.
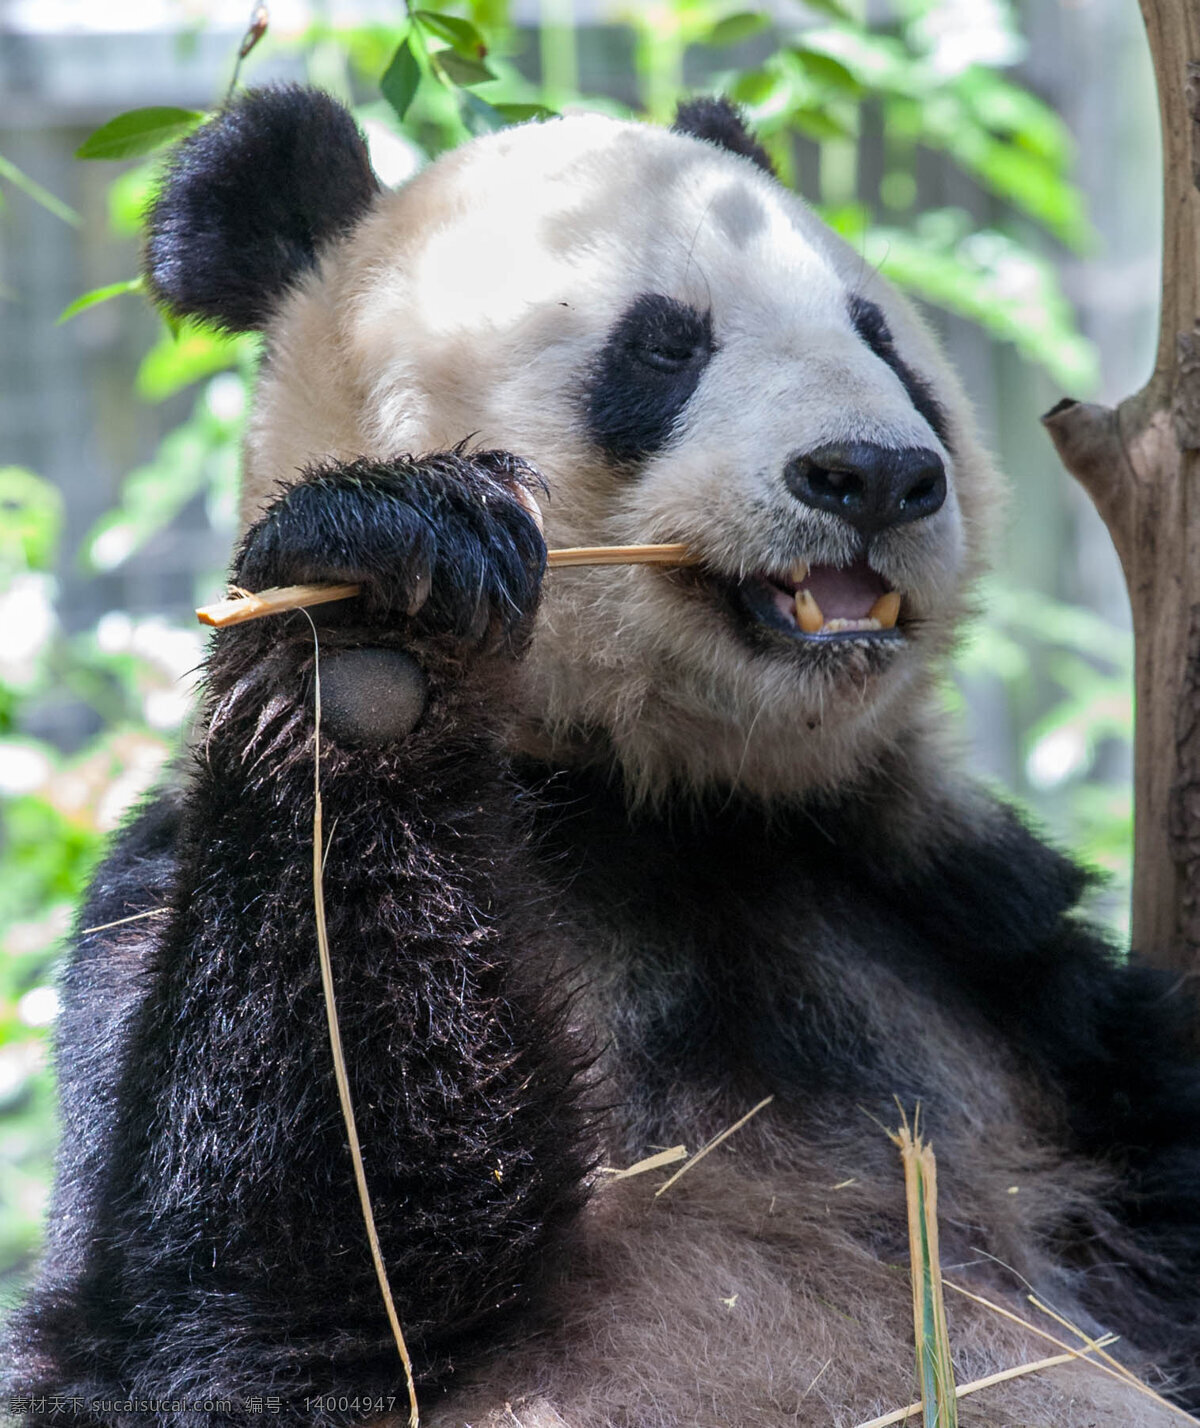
[798, 559, 886, 619]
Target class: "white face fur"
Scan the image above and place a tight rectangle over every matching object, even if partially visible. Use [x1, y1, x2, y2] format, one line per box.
[244, 114, 1000, 802]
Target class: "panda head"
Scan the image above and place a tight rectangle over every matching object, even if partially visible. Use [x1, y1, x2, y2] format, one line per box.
[146, 86, 999, 804]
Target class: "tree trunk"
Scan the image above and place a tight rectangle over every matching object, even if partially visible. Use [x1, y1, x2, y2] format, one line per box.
[1042, 0, 1200, 980]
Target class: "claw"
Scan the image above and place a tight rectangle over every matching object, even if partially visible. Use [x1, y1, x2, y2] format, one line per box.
[512, 483, 544, 534]
[406, 568, 433, 617]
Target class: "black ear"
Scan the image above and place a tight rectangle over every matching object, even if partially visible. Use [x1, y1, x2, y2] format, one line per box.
[143, 85, 381, 333]
[672, 96, 775, 177]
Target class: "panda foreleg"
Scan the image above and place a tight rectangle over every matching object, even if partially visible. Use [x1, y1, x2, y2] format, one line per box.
[4, 451, 590, 1425]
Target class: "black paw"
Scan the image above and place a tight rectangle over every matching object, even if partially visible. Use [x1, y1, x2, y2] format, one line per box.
[235, 449, 546, 646]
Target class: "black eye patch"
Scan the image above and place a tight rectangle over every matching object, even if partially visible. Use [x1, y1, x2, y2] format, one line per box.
[584, 293, 715, 464]
[847, 294, 950, 448]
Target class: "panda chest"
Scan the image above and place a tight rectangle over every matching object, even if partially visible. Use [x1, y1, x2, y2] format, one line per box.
[541, 793, 1019, 1162]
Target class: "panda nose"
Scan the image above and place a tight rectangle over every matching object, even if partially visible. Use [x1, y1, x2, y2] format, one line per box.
[783, 443, 946, 538]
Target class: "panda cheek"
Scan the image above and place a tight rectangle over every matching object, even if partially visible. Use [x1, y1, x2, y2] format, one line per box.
[317, 649, 429, 747]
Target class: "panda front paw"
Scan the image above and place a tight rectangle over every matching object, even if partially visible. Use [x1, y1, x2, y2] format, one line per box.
[236, 449, 547, 649]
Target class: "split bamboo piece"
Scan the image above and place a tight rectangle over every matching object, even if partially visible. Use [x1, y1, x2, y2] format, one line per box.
[195, 544, 698, 629]
[890, 1109, 957, 1427]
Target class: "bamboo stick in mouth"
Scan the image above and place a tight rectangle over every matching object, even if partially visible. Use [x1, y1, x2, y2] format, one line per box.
[195, 544, 698, 628]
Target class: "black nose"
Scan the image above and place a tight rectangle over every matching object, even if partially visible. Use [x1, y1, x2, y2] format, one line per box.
[783, 443, 946, 538]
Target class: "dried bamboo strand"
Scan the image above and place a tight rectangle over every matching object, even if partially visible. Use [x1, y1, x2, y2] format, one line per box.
[654, 1095, 773, 1197]
[198, 582, 363, 628]
[304, 612, 420, 1428]
[195, 544, 697, 629]
[943, 1282, 1200, 1424]
[852, 1348, 1115, 1428]
[546, 542, 697, 567]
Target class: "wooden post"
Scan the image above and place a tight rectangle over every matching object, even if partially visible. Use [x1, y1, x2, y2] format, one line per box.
[1042, 1, 1200, 977]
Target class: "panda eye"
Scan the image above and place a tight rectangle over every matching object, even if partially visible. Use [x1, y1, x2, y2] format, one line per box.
[585, 292, 716, 464]
[624, 295, 715, 374]
[636, 337, 709, 373]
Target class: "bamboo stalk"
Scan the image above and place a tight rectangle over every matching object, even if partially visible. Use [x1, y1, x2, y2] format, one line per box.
[195, 544, 697, 629]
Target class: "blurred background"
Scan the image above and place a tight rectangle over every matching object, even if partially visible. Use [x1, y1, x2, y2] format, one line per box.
[0, 0, 1158, 1308]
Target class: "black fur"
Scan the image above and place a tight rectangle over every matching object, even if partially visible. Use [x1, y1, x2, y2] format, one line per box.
[583, 293, 715, 464]
[3, 454, 590, 1423]
[673, 96, 776, 176]
[848, 293, 951, 448]
[144, 87, 380, 332]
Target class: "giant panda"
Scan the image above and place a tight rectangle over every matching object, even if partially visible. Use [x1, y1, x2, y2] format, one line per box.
[5, 84, 1200, 1428]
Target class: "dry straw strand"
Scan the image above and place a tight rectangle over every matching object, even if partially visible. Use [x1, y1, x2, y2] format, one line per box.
[599, 1145, 689, 1181]
[851, 1347, 1116, 1428]
[304, 612, 420, 1428]
[80, 907, 168, 935]
[1026, 1293, 1142, 1383]
[654, 1095, 773, 1197]
[944, 1281, 1200, 1425]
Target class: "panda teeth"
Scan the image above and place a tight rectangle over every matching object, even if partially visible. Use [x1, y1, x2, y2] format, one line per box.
[825, 617, 883, 633]
[868, 592, 902, 629]
[790, 578, 902, 635]
[794, 589, 824, 633]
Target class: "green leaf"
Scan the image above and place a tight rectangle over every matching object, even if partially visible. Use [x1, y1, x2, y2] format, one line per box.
[75, 107, 205, 161]
[861, 215, 1099, 391]
[106, 162, 157, 236]
[955, 68, 1071, 167]
[788, 48, 864, 96]
[435, 50, 497, 87]
[794, 0, 854, 22]
[381, 38, 422, 123]
[729, 68, 779, 107]
[414, 10, 487, 57]
[0, 468, 63, 574]
[788, 106, 855, 142]
[709, 11, 771, 47]
[457, 91, 510, 135]
[56, 278, 143, 326]
[339, 22, 408, 84]
[0, 155, 80, 226]
[951, 132, 1089, 248]
[489, 103, 557, 123]
[799, 28, 918, 96]
[135, 324, 253, 402]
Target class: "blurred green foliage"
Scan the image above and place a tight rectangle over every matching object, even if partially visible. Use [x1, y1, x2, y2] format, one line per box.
[0, 0, 1130, 1302]
[0, 468, 204, 1299]
[952, 584, 1133, 932]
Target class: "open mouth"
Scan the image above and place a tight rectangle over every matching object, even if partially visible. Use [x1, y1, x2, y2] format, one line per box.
[730, 555, 906, 643]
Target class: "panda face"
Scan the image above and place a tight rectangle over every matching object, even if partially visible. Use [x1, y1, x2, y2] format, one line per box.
[245, 113, 997, 801]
